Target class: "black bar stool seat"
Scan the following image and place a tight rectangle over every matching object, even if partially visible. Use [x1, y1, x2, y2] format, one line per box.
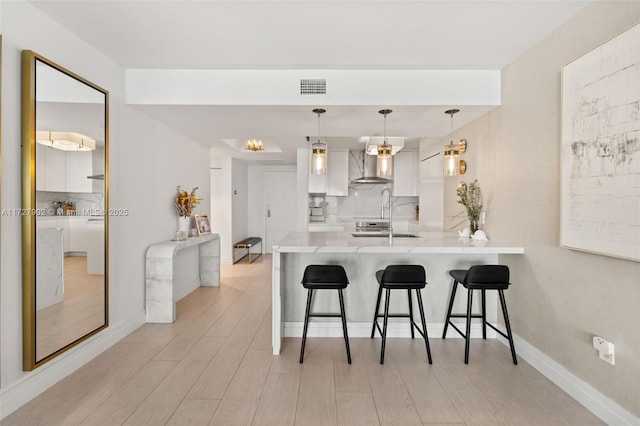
[371, 265, 432, 365]
[442, 265, 517, 365]
[299, 265, 351, 364]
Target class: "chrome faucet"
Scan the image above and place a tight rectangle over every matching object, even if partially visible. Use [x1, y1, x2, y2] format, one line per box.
[381, 186, 393, 240]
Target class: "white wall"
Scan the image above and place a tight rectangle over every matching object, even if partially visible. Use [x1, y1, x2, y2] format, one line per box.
[418, 138, 444, 230]
[0, 2, 210, 417]
[247, 165, 266, 245]
[447, 1, 640, 417]
[296, 148, 309, 232]
[442, 115, 485, 232]
[211, 156, 232, 264]
[247, 164, 300, 248]
[231, 158, 248, 246]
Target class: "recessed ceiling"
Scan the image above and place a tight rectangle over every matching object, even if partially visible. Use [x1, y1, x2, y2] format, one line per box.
[29, 0, 592, 163]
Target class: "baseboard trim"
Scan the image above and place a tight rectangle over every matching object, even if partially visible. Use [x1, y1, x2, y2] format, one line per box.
[284, 321, 496, 339]
[494, 325, 639, 426]
[0, 311, 145, 421]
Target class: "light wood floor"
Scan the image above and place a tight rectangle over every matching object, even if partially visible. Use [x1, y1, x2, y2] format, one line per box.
[5, 255, 604, 426]
[36, 256, 106, 360]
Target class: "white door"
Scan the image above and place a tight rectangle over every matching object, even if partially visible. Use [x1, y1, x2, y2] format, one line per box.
[264, 170, 297, 253]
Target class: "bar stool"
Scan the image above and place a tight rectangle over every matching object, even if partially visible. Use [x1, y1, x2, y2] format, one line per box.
[442, 265, 517, 364]
[299, 265, 351, 364]
[371, 265, 432, 365]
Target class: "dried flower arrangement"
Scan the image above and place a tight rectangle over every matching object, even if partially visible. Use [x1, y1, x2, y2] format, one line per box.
[457, 179, 482, 232]
[175, 186, 201, 217]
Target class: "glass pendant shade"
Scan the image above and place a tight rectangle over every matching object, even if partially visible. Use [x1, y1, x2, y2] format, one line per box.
[377, 143, 393, 178]
[311, 141, 327, 175]
[376, 109, 393, 178]
[310, 108, 327, 175]
[444, 141, 459, 176]
[444, 108, 461, 177]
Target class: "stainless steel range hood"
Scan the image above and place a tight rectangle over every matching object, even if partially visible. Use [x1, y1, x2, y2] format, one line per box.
[350, 150, 392, 185]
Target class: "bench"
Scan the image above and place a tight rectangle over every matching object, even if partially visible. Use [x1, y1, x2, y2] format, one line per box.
[233, 237, 263, 264]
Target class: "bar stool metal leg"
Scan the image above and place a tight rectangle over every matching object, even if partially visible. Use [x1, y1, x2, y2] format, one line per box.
[338, 289, 352, 364]
[481, 289, 487, 340]
[371, 285, 383, 338]
[416, 289, 433, 364]
[407, 290, 415, 338]
[442, 280, 459, 338]
[464, 289, 473, 364]
[299, 289, 314, 363]
[499, 290, 518, 365]
[380, 288, 391, 364]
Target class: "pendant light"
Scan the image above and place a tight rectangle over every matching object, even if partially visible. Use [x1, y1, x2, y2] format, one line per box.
[246, 139, 263, 151]
[311, 108, 327, 175]
[444, 109, 460, 176]
[377, 109, 393, 178]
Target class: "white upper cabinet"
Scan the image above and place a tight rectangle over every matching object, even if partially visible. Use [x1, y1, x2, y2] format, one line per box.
[35, 144, 94, 193]
[308, 172, 326, 194]
[36, 144, 67, 192]
[66, 151, 93, 193]
[393, 150, 418, 196]
[309, 149, 349, 195]
[327, 149, 349, 196]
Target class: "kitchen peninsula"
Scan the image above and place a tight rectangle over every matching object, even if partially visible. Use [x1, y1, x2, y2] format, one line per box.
[272, 231, 524, 354]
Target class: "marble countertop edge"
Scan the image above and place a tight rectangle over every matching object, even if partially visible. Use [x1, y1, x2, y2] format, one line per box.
[272, 231, 524, 255]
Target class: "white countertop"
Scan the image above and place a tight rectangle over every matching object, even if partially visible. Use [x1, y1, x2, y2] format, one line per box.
[273, 231, 524, 254]
[146, 233, 220, 258]
[37, 215, 104, 219]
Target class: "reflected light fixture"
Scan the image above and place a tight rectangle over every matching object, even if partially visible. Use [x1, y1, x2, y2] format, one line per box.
[246, 139, 263, 151]
[377, 109, 393, 178]
[444, 109, 461, 176]
[311, 108, 327, 175]
[36, 131, 96, 151]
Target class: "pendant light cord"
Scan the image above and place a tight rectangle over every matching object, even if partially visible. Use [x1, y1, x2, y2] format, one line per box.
[312, 108, 326, 145]
[383, 112, 387, 144]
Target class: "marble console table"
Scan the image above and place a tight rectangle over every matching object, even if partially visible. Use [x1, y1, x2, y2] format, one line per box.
[272, 231, 524, 355]
[146, 233, 220, 323]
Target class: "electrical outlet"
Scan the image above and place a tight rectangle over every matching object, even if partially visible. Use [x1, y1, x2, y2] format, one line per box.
[593, 336, 615, 365]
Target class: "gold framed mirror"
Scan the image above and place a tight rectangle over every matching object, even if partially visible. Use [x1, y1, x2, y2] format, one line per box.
[22, 50, 109, 370]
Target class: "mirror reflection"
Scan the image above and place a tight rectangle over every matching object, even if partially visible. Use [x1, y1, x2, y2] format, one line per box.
[23, 53, 108, 367]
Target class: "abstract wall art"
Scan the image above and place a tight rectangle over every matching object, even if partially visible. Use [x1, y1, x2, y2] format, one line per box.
[561, 22, 640, 261]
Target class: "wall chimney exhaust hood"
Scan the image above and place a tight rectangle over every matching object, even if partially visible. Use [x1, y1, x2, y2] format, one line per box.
[350, 150, 393, 185]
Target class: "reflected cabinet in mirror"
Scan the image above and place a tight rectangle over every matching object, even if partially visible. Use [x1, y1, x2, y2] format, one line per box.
[22, 50, 109, 370]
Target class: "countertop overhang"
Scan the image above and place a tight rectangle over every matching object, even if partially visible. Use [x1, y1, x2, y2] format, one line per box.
[272, 231, 524, 254]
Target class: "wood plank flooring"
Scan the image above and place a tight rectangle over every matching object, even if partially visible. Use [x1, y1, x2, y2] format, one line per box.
[4, 255, 604, 426]
[36, 256, 105, 360]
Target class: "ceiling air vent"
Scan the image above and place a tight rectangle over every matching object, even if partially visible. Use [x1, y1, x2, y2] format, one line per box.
[300, 79, 326, 95]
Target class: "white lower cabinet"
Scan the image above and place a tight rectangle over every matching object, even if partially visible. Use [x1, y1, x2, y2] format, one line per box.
[68, 217, 92, 252]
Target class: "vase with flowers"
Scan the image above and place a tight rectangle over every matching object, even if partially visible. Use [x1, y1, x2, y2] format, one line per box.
[175, 186, 201, 238]
[456, 179, 482, 235]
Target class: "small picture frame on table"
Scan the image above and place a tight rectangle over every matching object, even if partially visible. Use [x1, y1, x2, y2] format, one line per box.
[194, 214, 211, 235]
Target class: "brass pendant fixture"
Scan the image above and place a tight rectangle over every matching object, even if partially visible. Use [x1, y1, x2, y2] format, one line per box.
[310, 108, 327, 175]
[444, 109, 468, 176]
[377, 109, 393, 178]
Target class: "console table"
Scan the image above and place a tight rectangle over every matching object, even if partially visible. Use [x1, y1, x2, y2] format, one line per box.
[145, 233, 220, 323]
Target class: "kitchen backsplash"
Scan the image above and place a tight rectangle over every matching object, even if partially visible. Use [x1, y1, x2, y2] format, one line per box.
[325, 185, 418, 220]
[36, 191, 104, 215]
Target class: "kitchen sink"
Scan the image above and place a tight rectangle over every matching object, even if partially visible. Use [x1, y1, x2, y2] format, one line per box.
[351, 232, 419, 238]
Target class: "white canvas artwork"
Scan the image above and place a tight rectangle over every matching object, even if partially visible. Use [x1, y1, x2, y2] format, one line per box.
[561, 22, 640, 261]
